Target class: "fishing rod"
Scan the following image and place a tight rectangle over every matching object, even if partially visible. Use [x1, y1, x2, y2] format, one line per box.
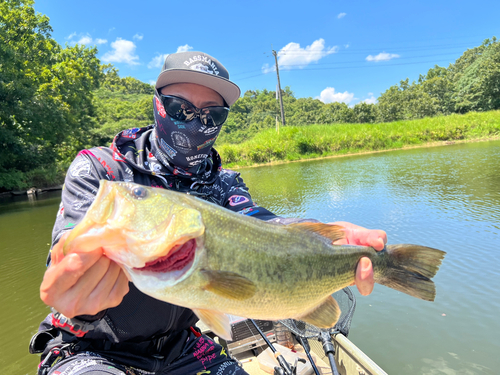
[295, 336, 321, 375]
[249, 319, 304, 375]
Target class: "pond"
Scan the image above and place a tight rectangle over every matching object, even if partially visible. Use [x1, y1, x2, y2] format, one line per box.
[1, 140, 499, 374]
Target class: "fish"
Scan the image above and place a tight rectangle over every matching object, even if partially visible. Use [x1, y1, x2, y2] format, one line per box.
[63, 180, 446, 340]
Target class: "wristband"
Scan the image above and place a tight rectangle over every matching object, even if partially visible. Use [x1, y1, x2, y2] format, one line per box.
[51, 308, 96, 337]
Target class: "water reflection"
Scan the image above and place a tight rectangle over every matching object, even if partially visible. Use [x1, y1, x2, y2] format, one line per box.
[240, 140, 500, 375]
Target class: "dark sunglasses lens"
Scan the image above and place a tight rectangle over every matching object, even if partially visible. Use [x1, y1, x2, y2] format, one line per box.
[204, 107, 229, 127]
[161, 95, 229, 126]
[162, 97, 196, 122]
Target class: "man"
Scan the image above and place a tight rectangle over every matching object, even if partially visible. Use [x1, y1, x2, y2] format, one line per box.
[30, 51, 386, 375]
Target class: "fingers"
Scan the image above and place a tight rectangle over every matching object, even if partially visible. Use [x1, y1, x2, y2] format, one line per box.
[85, 261, 130, 313]
[329, 221, 387, 251]
[40, 249, 128, 318]
[366, 229, 387, 251]
[49, 232, 71, 265]
[41, 250, 104, 303]
[355, 257, 374, 296]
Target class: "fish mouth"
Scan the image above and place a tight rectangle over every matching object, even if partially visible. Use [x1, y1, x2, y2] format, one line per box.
[134, 238, 197, 273]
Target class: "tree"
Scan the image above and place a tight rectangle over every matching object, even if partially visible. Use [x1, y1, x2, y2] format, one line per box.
[452, 38, 500, 112]
[319, 102, 355, 124]
[418, 65, 455, 114]
[377, 79, 440, 122]
[0, 0, 101, 190]
[352, 102, 378, 123]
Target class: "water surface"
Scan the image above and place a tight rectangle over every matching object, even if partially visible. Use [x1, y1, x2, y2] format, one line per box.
[1, 140, 499, 374]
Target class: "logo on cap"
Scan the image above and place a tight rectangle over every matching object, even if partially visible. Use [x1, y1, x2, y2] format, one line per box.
[190, 63, 214, 74]
[183, 55, 220, 76]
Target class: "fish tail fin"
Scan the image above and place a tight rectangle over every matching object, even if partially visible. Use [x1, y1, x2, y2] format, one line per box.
[375, 244, 446, 302]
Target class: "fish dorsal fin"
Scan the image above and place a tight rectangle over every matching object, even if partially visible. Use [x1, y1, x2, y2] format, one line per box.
[288, 223, 345, 243]
[201, 270, 257, 300]
[193, 308, 232, 341]
[299, 295, 341, 329]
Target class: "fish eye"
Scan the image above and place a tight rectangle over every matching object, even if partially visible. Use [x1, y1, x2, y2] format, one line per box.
[131, 186, 148, 199]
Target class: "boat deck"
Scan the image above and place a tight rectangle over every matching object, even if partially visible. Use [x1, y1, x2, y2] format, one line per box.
[196, 321, 387, 375]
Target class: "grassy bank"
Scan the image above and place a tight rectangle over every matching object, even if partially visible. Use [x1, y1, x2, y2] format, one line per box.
[217, 110, 500, 168]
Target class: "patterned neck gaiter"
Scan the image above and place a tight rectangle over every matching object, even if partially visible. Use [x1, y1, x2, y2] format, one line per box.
[152, 93, 222, 172]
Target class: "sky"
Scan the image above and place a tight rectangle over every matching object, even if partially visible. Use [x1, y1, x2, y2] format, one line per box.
[33, 0, 500, 106]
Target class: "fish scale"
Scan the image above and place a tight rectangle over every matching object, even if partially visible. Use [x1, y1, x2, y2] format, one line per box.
[64, 180, 446, 340]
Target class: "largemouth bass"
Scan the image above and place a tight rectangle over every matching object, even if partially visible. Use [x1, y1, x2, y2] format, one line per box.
[63, 181, 446, 340]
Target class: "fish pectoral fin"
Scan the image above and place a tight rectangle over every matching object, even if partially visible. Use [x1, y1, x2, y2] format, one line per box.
[298, 295, 341, 329]
[287, 223, 345, 243]
[193, 309, 232, 341]
[201, 270, 256, 300]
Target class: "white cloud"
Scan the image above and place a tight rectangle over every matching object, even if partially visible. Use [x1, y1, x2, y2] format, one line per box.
[263, 38, 338, 73]
[176, 44, 193, 53]
[366, 52, 400, 62]
[337, 13, 346, 19]
[363, 93, 377, 104]
[68, 33, 107, 46]
[101, 38, 140, 65]
[133, 34, 143, 41]
[77, 35, 93, 45]
[262, 63, 273, 74]
[316, 87, 354, 104]
[147, 45, 193, 69]
[148, 54, 169, 69]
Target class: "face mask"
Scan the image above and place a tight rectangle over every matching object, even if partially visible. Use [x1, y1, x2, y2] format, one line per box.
[152, 94, 222, 170]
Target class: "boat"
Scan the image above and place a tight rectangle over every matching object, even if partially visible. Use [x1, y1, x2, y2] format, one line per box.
[196, 319, 388, 375]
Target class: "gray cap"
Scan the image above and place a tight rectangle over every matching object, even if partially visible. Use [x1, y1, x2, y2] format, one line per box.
[155, 51, 241, 106]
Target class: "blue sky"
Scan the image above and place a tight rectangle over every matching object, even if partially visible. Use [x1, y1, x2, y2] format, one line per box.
[34, 0, 499, 105]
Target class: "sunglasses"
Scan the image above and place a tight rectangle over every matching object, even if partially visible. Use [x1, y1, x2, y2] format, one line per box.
[159, 94, 230, 127]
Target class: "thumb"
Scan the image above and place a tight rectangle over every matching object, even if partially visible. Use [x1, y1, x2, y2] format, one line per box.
[50, 232, 71, 265]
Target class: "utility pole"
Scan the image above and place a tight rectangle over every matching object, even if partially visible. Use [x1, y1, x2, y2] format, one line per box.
[272, 50, 286, 129]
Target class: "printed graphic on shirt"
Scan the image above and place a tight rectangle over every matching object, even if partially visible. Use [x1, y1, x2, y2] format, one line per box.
[122, 127, 141, 139]
[150, 162, 163, 173]
[228, 195, 250, 206]
[173, 168, 193, 176]
[73, 192, 95, 211]
[69, 158, 91, 178]
[124, 166, 134, 182]
[112, 150, 126, 162]
[97, 157, 116, 180]
[237, 207, 259, 216]
[57, 203, 64, 217]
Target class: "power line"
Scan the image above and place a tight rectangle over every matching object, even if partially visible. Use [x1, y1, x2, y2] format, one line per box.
[231, 47, 469, 79]
[235, 58, 455, 81]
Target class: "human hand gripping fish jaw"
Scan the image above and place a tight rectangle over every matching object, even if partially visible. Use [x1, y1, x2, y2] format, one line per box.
[61, 180, 446, 341]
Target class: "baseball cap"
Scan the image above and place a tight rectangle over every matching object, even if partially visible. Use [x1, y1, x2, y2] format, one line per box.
[155, 51, 241, 106]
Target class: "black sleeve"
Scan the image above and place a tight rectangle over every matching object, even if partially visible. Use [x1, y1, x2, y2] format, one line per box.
[50, 152, 103, 257]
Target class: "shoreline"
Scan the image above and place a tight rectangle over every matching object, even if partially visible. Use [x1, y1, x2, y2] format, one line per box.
[225, 136, 500, 170]
[0, 185, 63, 198]
[2, 136, 498, 195]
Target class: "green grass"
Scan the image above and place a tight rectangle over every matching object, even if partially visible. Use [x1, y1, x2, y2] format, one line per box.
[217, 110, 500, 168]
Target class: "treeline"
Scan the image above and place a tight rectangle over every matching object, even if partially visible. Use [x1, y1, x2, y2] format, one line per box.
[1, 0, 499, 191]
